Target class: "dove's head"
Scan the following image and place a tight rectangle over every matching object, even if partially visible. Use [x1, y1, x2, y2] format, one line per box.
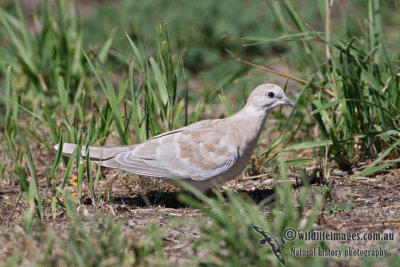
[245, 84, 296, 113]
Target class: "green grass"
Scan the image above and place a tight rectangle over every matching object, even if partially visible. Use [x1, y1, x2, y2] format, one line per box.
[244, 0, 400, 174]
[0, 0, 400, 266]
[3, 192, 164, 267]
[173, 161, 322, 266]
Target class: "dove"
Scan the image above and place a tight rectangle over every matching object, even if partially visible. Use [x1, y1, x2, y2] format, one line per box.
[54, 83, 295, 191]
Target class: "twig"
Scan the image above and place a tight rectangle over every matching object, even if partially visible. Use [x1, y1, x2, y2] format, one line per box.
[325, 0, 331, 62]
[37, 74, 49, 92]
[242, 174, 269, 180]
[7, 195, 22, 227]
[323, 139, 330, 182]
[325, 0, 338, 96]
[231, 56, 335, 97]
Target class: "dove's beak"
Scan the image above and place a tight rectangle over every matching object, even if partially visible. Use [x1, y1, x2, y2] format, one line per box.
[283, 97, 296, 108]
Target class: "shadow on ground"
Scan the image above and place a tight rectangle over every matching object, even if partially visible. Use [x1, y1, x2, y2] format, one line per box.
[108, 188, 275, 209]
[106, 168, 325, 208]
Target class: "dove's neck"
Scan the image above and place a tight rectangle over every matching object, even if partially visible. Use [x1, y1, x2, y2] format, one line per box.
[238, 104, 269, 129]
[228, 104, 269, 150]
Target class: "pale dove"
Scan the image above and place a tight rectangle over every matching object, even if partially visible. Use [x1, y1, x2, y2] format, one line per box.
[55, 84, 295, 191]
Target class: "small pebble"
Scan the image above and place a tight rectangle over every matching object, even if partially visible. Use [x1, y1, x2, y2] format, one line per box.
[127, 220, 136, 228]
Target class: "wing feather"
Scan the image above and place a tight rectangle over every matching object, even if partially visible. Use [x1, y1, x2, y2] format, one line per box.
[107, 125, 238, 181]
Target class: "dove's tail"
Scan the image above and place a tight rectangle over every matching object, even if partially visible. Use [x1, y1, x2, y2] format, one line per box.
[54, 143, 136, 161]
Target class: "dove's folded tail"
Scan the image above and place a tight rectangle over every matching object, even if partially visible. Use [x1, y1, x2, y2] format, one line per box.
[54, 143, 135, 161]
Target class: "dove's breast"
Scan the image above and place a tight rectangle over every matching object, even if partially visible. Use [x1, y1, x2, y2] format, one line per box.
[206, 113, 266, 184]
[221, 129, 261, 180]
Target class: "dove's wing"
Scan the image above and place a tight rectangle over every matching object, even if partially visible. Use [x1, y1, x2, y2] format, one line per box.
[101, 120, 238, 181]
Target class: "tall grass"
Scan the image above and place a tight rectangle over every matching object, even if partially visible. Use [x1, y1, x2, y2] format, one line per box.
[0, 1, 202, 260]
[175, 161, 322, 266]
[3, 192, 165, 266]
[0, 0, 84, 97]
[244, 0, 400, 175]
[0, 0, 186, 232]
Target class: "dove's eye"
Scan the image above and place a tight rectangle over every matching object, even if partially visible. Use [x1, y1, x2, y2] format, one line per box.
[267, 92, 275, 98]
